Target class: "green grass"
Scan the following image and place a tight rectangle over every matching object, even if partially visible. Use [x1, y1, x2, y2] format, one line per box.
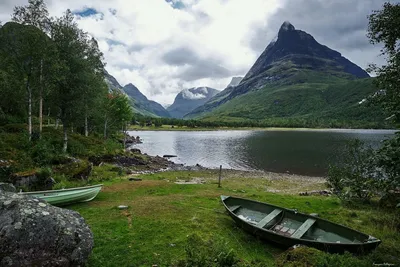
[67, 170, 400, 266]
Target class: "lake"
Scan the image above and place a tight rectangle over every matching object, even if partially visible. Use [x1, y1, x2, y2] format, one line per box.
[128, 129, 396, 176]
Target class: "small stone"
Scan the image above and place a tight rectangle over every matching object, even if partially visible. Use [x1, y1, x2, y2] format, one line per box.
[42, 211, 50, 216]
[14, 222, 22, 230]
[24, 209, 33, 215]
[118, 205, 129, 210]
[3, 200, 12, 206]
[38, 202, 46, 207]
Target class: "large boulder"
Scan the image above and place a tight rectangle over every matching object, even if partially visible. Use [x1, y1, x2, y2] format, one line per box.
[0, 191, 93, 266]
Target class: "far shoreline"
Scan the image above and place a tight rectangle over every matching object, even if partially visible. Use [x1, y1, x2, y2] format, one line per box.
[128, 125, 397, 133]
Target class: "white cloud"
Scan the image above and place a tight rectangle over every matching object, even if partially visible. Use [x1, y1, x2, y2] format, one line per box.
[0, 0, 385, 105]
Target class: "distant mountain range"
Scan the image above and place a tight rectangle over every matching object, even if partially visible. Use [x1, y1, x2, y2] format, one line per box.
[185, 21, 385, 125]
[104, 72, 170, 118]
[167, 87, 220, 118]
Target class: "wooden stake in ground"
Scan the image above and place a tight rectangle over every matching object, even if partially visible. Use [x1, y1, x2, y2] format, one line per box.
[218, 165, 222, 188]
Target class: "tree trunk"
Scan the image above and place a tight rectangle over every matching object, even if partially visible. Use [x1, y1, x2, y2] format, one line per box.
[123, 123, 126, 149]
[104, 116, 108, 139]
[85, 111, 88, 137]
[55, 119, 59, 129]
[26, 78, 32, 141]
[39, 59, 43, 134]
[62, 121, 68, 153]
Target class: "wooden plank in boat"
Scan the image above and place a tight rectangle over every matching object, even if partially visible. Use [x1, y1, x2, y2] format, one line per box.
[291, 218, 316, 239]
[256, 209, 282, 228]
[230, 205, 241, 213]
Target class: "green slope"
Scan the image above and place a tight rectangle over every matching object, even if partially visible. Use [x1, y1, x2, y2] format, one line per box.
[200, 69, 387, 128]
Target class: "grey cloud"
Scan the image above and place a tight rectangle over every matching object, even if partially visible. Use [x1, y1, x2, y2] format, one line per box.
[162, 47, 199, 66]
[162, 46, 232, 81]
[248, 0, 389, 69]
[179, 61, 232, 81]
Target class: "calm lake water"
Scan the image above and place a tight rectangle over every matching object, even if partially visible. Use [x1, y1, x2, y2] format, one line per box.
[128, 129, 396, 176]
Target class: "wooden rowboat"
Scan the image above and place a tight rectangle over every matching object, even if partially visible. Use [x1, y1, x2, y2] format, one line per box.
[21, 184, 103, 206]
[221, 195, 381, 254]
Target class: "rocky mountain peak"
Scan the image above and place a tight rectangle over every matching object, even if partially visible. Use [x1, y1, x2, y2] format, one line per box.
[242, 21, 369, 81]
[279, 21, 295, 32]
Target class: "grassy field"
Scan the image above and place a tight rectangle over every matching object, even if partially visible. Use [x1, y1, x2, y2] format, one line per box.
[68, 170, 400, 267]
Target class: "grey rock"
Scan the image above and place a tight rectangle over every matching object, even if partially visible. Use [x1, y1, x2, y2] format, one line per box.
[0, 183, 16, 193]
[0, 191, 93, 266]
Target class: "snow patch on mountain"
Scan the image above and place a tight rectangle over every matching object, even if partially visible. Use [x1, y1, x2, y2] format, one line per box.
[182, 87, 208, 100]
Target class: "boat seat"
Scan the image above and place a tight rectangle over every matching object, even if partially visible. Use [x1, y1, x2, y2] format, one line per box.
[291, 218, 316, 239]
[230, 205, 242, 213]
[256, 209, 282, 228]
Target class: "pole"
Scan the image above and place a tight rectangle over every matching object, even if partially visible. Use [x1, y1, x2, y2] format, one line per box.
[218, 165, 222, 188]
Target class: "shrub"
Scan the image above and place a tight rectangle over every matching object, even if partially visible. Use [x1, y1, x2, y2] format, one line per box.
[175, 234, 241, 267]
[327, 139, 377, 202]
[375, 132, 400, 193]
[30, 139, 58, 166]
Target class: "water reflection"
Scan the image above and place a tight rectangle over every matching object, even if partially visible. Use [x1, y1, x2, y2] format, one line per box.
[128, 129, 395, 176]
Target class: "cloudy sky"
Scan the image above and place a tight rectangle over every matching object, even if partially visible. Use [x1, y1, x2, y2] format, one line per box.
[0, 0, 390, 105]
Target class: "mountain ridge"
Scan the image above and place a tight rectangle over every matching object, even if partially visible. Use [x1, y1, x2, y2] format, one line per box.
[104, 72, 170, 117]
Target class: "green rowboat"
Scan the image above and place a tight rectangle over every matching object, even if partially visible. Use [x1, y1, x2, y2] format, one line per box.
[21, 184, 103, 206]
[221, 195, 381, 254]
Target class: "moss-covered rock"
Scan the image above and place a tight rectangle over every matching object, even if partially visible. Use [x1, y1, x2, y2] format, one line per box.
[9, 168, 55, 191]
[53, 158, 93, 181]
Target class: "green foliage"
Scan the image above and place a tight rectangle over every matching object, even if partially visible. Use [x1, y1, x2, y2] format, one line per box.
[367, 2, 400, 123]
[175, 234, 241, 267]
[327, 140, 377, 202]
[328, 134, 400, 205]
[103, 91, 133, 138]
[375, 132, 400, 191]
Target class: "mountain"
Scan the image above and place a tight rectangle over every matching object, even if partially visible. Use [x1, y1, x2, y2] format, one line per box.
[104, 70, 124, 93]
[185, 21, 385, 126]
[104, 72, 170, 117]
[227, 77, 243, 87]
[167, 87, 220, 118]
[123, 83, 170, 118]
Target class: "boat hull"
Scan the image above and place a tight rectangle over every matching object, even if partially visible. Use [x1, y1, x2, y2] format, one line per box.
[22, 184, 103, 206]
[221, 196, 381, 254]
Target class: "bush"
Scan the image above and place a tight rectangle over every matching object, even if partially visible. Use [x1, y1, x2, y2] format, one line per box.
[30, 139, 58, 166]
[375, 132, 400, 193]
[327, 139, 377, 202]
[328, 133, 400, 206]
[175, 234, 241, 267]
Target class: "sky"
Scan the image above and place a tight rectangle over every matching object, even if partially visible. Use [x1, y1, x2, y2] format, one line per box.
[0, 0, 390, 105]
